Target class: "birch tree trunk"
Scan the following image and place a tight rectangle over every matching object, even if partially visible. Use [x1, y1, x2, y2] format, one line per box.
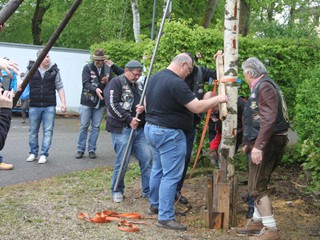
[131, 0, 141, 42]
[220, 0, 240, 183]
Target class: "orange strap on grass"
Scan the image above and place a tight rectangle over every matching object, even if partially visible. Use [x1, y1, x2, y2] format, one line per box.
[78, 210, 145, 232]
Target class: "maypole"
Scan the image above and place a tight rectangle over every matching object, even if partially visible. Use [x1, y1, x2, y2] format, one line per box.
[204, 0, 240, 230]
[220, 0, 240, 227]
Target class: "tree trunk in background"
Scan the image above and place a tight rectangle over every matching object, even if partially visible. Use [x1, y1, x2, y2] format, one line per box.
[200, 0, 219, 28]
[32, 0, 50, 45]
[220, 0, 239, 184]
[239, 0, 250, 36]
[267, 1, 275, 22]
[163, 0, 172, 19]
[131, 0, 141, 42]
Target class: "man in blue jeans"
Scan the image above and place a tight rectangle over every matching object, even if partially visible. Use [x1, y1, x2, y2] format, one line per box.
[75, 49, 122, 159]
[144, 53, 227, 231]
[104, 60, 152, 203]
[26, 49, 66, 164]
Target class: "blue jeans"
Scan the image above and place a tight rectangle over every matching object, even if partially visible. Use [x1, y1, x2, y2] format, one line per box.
[144, 123, 186, 221]
[76, 105, 104, 153]
[0, 153, 3, 163]
[111, 127, 152, 197]
[29, 106, 56, 157]
[176, 127, 196, 193]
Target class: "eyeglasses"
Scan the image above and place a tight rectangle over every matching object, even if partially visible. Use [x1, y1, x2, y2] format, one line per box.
[130, 71, 142, 78]
[184, 62, 193, 74]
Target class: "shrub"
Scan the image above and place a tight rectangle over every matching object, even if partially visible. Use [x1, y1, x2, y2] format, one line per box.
[294, 65, 320, 193]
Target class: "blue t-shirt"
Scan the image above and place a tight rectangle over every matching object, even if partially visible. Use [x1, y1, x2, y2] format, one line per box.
[145, 69, 196, 133]
[0, 70, 17, 92]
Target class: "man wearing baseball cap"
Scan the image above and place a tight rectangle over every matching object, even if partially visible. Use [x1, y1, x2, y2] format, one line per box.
[104, 59, 152, 203]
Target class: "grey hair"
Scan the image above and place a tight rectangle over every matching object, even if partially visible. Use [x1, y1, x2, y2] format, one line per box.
[36, 48, 43, 57]
[172, 53, 193, 66]
[241, 57, 267, 78]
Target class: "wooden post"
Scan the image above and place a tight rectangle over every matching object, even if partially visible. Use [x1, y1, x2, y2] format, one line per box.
[207, 175, 213, 229]
[230, 176, 238, 227]
[216, 55, 227, 121]
[217, 183, 230, 230]
[0, 0, 24, 25]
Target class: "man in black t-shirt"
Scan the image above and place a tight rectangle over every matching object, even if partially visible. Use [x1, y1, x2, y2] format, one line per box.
[144, 53, 228, 231]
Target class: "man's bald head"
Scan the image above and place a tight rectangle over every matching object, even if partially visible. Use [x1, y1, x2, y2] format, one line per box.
[172, 53, 193, 66]
[167, 53, 194, 79]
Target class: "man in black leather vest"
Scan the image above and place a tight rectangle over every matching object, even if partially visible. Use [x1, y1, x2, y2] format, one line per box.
[236, 57, 289, 240]
[75, 49, 115, 159]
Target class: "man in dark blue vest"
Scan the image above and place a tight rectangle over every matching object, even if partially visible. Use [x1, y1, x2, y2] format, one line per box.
[26, 50, 66, 164]
[236, 57, 289, 240]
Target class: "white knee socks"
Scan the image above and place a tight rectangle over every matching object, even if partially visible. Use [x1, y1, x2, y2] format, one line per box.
[252, 207, 262, 222]
[261, 215, 277, 229]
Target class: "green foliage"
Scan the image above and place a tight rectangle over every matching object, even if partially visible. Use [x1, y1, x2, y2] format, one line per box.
[294, 65, 320, 193]
[91, 36, 152, 68]
[301, 139, 320, 193]
[239, 36, 320, 119]
[233, 151, 248, 173]
[280, 144, 303, 167]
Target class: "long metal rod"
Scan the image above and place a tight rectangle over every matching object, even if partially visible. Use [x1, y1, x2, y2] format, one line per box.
[0, 0, 24, 25]
[113, 0, 172, 192]
[13, 0, 83, 107]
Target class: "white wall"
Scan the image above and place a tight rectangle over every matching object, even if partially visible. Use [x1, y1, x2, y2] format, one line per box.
[0, 42, 91, 113]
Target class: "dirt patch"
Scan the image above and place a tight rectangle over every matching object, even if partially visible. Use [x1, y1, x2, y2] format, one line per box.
[0, 166, 319, 240]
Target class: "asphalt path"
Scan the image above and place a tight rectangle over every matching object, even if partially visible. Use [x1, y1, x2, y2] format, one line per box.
[0, 115, 116, 187]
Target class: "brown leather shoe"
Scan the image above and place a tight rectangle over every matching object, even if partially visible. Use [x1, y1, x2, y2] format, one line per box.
[0, 162, 14, 170]
[236, 219, 264, 235]
[249, 227, 280, 240]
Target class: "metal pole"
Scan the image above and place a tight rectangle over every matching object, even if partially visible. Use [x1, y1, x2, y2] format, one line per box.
[13, 0, 83, 107]
[0, 0, 24, 25]
[151, 0, 156, 40]
[113, 0, 172, 192]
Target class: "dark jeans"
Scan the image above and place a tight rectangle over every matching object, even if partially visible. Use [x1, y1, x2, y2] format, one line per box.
[21, 99, 29, 120]
[248, 135, 288, 200]
[176, 127, 196, 194]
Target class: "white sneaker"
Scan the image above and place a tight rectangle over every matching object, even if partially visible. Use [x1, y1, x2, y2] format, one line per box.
[113, 192, 123, 203]
[38, 155, 47, 164]
[26, 154, 36, 162]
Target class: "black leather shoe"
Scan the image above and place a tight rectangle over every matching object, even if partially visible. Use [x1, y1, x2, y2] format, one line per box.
[246, 207, 254, 219]
[89, 151, 97, 159]
[156, 220, 187, 231]
[175, 192, 188, 204]
[148, 206, 158, 215]
[75, 151, 84, 159]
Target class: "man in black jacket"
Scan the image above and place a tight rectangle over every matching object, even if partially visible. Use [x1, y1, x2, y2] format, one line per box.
[0, 88, 14, 170]
[75, 49, 121, 159]
[104, 60, 152, 203]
